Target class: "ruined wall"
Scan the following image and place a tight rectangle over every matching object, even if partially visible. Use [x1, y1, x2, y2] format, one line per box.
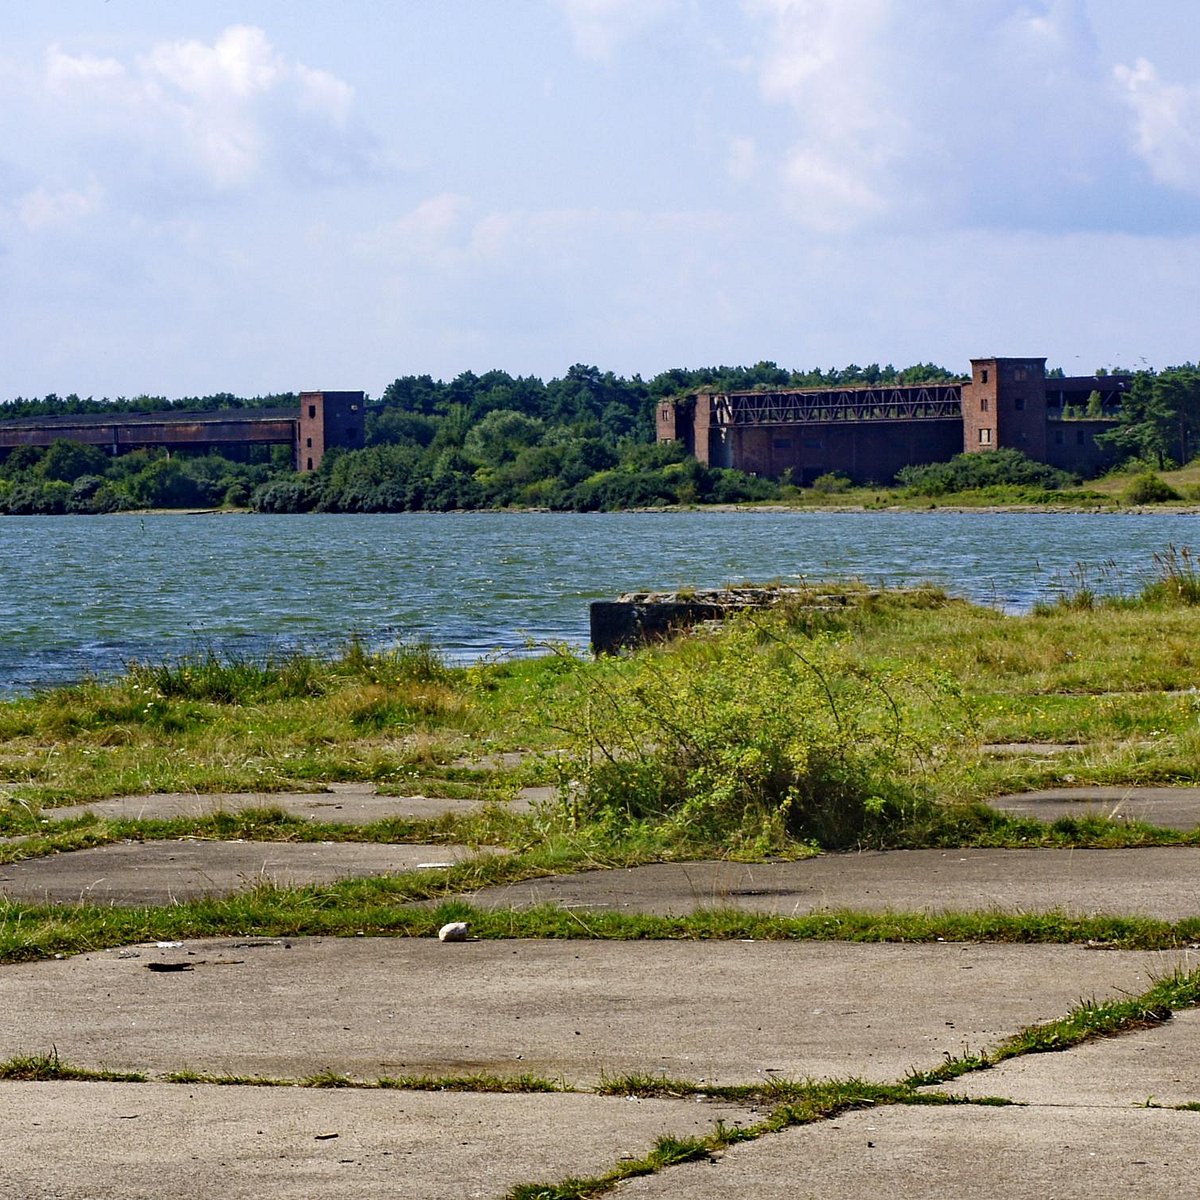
[961, 357, 1048, 458]
[296, 391, 366, 472]
[1043, 418, 1120, 474]
[727, 420, 962, 484]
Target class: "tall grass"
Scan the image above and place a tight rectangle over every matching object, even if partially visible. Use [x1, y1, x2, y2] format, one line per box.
[1141, 545, 1200, 606]
[548, 611, 969, 853]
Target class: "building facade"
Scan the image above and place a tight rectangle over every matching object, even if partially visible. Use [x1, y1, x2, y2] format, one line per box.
[657, 357, 1128, 483]
[0, 391, 366, 473]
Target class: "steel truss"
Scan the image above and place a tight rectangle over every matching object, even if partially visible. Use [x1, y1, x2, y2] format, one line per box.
[714, 384, 963, 427]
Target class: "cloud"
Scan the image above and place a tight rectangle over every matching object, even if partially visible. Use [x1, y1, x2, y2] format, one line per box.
[39, 26, 375, 198]
[555, 0, 679, 60]
[740, 0, 1188, 234]
[1116, 57, 1200, 196]
[16, 180, 102, 231]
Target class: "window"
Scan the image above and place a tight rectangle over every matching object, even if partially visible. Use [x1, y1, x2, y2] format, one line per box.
[980, 398, 989, 412]
[306, 457, 314, 470]
[1014, 396, 1025, 410]
[308, 405, 317, 419]
[803, 437, 823, 449]
[306, 437, 312, 448]
[350, 404, 359, 412]
[981, 369, 989, 384]
[979, 428, 992, 445]
[1014, 368, 1027, 382]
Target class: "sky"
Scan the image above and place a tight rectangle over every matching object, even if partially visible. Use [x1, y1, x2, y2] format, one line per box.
[2, 0, 1200, 401]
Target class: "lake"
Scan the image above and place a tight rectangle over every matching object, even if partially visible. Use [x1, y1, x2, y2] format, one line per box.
[1, 509, 1196, 694]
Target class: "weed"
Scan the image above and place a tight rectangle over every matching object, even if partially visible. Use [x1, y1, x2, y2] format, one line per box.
[547, 611, 967, 852]
[0, 1048, 145, 1083]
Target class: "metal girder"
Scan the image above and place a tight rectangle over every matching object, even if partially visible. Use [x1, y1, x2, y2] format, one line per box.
[714, 384, 963, 427]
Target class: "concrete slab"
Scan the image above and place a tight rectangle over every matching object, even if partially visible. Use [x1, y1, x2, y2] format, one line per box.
[0, 840, 499, 905]
[463, 848, 1200, 921]
[982, 742, 1075, 757]
[617, 1104, 1200, 1199]
[952, 1007, 1200, 1107]
[990, 785, 1200, 830]
[0, 938, 1186, 1085]
[45, 781, 536, 824]
[0, 1081, 756, 1200]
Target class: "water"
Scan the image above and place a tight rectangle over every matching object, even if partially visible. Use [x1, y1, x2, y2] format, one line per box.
[1, 509, 1196, 694]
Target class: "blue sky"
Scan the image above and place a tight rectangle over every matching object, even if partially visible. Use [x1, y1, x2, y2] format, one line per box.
[2, 1, 1199, 400]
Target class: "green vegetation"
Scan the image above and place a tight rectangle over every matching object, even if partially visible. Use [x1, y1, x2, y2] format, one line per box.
[1124, 469, 1183, 504]
[896, 448, 1078, 497]
[0, 360, 957, 515]
[1098, 364, 1200, 467]
[5, 549, 1200, 1194]
[0, 555, 1199, 872]
[8, 361, 1200, 512]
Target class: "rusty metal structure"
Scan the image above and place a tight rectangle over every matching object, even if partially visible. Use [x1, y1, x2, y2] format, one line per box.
[0, 390, 365, 473]
[714, 382, 963, 427]
[657, 358, 1130, 483]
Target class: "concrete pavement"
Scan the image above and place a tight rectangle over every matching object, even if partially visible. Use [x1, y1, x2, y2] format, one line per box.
[0, 840, 501, 905]
[0, 937, 1185, 1085]
[463, 847, 1200, 920]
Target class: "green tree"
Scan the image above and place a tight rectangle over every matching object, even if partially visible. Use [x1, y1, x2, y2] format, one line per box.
[463, 408, 545, 466]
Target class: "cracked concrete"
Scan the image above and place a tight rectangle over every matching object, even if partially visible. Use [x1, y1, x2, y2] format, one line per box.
[0, 937, 1186, 1085]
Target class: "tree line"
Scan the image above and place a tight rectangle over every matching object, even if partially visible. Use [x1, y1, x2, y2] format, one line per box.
[1, 359, 1194, 515]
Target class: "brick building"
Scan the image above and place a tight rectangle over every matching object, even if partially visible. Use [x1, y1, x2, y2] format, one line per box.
[0, 391, 365, 473]
[657, 357, 1129, 483]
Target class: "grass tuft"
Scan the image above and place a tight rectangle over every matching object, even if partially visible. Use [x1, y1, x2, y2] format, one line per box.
[0, 1049, 146, 1083]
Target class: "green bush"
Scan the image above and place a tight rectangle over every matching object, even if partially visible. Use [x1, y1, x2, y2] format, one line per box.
[811, 471, 852, 494]
[897, 449, 1074, 496]
[551, 615, 962, 852]
[1123, 471, 1181, 505]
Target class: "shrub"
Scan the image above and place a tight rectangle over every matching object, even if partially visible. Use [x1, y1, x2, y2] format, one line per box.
[897, 449, 1074, 496]
[551, 615, 963, 852]
[1123, 471, 1181, 505]
[811, 471, 852, 494]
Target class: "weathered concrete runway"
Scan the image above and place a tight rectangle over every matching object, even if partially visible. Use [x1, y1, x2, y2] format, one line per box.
[621, 1001, 1200, 1198]
[0, 1083, 757, 1200]
[5, 828, 1200, 1195]
[989, 784, 1200, 829]
[0, 936, 1185, 1085]
[616, 1104, 1200, 1199]
[0, 840, 500, 905]
[45, 781, 542, 824]
[950, 1005, 1200, 1106]
[463, 847, 1200, 920]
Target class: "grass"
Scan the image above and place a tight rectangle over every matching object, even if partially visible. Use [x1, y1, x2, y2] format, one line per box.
[4, 885, 1200, 966]
[0, 1048, 146, 1083]
[4, 577, 1200, 1194]
[2, 563, 1200, 881]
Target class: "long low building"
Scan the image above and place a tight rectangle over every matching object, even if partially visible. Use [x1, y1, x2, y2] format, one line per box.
[656, 357, 1130, 483]
[0, 391, 365, 473]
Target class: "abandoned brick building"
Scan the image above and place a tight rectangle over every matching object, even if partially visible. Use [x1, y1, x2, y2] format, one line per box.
[656, 357, 1130, 483]
[0, 391, 365, 473]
